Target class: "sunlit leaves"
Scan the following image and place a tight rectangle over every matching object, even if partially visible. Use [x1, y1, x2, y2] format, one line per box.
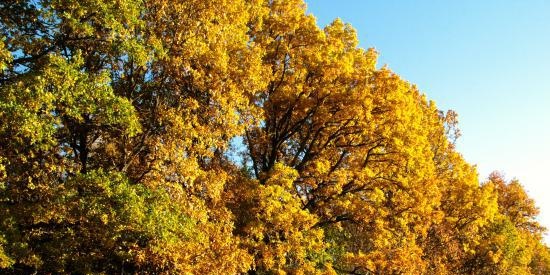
[0, 0, 548, 274]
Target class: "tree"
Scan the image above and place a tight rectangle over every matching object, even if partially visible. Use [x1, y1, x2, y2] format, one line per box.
[1, 0, 262, 273]
[461, 173, 547, 275]
[1, 0, 548, 274]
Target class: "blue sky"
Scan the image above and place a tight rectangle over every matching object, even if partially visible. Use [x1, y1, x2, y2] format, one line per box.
[306, 0, 550, 233]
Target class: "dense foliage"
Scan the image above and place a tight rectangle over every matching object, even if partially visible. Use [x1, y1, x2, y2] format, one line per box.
[1, 0, 548, 274]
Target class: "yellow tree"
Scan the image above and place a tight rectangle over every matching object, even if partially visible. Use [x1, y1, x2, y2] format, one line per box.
[2, 0, 549, 274]
[1, 0, 265, 273]
[241, 1, 448, 273]
[461, 173, 546, 275]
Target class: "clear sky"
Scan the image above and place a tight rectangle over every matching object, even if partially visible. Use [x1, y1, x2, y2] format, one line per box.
[306, 0, 550, 234]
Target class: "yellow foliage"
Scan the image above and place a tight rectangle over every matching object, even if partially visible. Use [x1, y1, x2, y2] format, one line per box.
[0, 0, 548, 274]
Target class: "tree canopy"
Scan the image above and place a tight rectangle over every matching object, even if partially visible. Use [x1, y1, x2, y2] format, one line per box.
[1, 0, 548, 274]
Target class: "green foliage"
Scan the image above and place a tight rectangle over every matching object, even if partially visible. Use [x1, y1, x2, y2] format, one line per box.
[0, 169, 200, 273]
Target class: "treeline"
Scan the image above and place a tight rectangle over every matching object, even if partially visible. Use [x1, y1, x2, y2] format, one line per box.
[0, 0, 549, 274]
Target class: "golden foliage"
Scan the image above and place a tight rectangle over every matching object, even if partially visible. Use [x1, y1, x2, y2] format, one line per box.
[0, 0, 548, 274]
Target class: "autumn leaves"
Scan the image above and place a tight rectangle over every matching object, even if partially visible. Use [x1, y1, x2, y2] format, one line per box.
[0, 0, 549, 274]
